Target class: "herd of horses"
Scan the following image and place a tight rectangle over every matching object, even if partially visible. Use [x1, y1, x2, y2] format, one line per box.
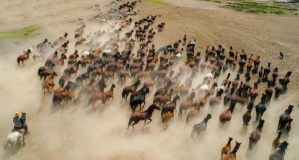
[12, 0, 295, 159]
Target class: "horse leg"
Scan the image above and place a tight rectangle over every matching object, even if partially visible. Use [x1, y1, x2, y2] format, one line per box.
[131, 120, 139, 130]
[146, 118, 152, 124]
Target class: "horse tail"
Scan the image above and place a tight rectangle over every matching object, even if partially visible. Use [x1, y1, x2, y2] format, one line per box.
[122, 89, 126, 100]
[220, 115, 226, 124]
[59, 78, 65, 87]
[52, 94, 58, 106]
[17, 57, 21, 65]
[127, 117, 133, 130]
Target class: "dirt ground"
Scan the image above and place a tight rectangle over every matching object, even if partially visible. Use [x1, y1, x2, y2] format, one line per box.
[0, 0, 299, 160]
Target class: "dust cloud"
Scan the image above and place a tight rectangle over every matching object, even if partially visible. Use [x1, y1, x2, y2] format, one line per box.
[0, 10, 298, 160]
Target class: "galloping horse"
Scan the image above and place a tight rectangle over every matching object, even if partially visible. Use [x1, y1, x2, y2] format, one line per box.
[178, 92, 196, 117]
[191, 114, 212, 138]
[221, 137, 233, 157]
[219, 102, 236, 127]
[209, 89, 224, 109]
[129, 86, 150, 112]
[221, 141, 242, 160]
[255, 95, 267, 121]
[127, 104, 160, 130]
[3, 131, 23, 150]
[243, 102, 254, 127]
[269, 141, 289, 160]
[161, 95, 180, 121]
[248, 119, 265, 150]
[4, 112, 28, 150]
[17, 49, 31, 66]
[121, 79, 141, 101]
[277, 105, 293, 132]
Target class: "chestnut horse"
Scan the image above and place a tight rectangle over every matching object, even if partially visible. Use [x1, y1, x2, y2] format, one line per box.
[221, 137, 233, 157]
[17, 49, 31, 66]
[221, 141, 242, 160]
[219, 102, 236, 127]
[178, 92, 196, 117]
[127, 104, 160, 130]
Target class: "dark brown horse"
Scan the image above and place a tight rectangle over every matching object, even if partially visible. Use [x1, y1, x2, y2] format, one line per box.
[17, 49, 31, 65]
[127, 103, 160, 130]
[161, 95, 180, 121]
[121, 79, 141, 101]
[38, 66, 57, 80]
[243, 102, 254, 127]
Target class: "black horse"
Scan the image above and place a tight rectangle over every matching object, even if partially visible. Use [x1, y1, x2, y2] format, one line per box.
[255, 94, 267, 121]
[277, 105, 293, 131]
[129, 86, 150, 112]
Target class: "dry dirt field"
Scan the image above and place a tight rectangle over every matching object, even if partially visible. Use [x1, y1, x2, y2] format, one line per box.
[0, 0, 299, 160]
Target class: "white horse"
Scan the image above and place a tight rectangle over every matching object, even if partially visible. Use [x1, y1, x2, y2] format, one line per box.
[3, 131, 23, 150]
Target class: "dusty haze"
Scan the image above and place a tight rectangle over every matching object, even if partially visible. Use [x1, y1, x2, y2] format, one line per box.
[0, 0, 299, 160]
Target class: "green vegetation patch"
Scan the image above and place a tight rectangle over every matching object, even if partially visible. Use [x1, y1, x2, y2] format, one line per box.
[144, 0, 171, 5]
[226, 2, 297, 15]
[204, 0, 222, 3]
[0, 26, 39, 40]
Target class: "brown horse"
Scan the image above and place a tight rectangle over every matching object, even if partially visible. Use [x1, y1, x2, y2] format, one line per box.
[272, 131, 282, 151]
[17, 49, 31, 65]
[161, 95, 180, 121]
[248, 82, 259, 103]
[42, 75, 56, 91]
[219, 102, 236, 127]
[121, 79, 141, 101]
[102, 84, 116, 105]
[248, 119, 265, 150]
[209, 89, 224, 109]
[178, 92, 196, 117]
[193, 91, 210, 109]
[221, 137, 233, 157]
[221, 141, 242, 160]
[127, 103, 160, 130]
[163, 111, 174, 124]
[243, 102, 254, 127]
[38, 66, 57, 80]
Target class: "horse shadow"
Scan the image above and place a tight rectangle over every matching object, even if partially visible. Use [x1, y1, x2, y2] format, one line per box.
[125, 126, 151, 138]
[85, 107, 99, 115]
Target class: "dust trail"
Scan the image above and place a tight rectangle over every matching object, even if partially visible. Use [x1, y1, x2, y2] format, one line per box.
[0, 6, 298, 160]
